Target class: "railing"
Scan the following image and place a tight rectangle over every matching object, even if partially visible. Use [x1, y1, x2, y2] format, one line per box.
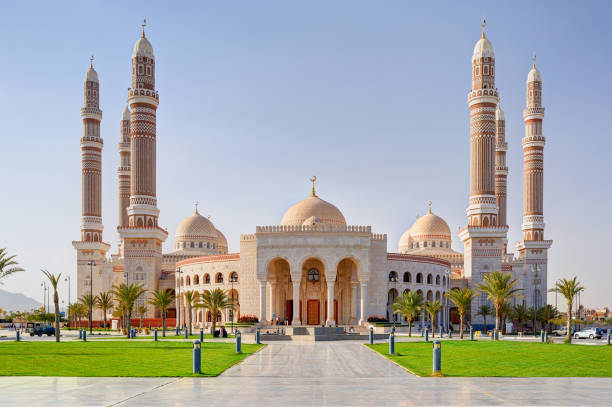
[255, 225, 372, 233]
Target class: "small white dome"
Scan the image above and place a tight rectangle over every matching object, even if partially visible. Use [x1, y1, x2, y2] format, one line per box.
[472, 37, 494, 61]
[496, 104, 505, 120]
[122, 105, 130, 121]
[175, 209, 217, 241]
[132, 36, 154, 59]
[85, 66, 98, 82]
[527, 66, 541, 82]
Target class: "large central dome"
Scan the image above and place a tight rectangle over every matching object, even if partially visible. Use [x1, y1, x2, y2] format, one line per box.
[280, 194, 346, 227]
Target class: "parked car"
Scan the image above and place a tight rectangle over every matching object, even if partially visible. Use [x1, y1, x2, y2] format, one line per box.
[573, 328, 602, 339]
[552, 327, 575, 336]
[25, 322, 55, 336]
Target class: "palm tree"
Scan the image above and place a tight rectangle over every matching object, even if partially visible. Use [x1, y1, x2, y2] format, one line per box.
[79, 294, 95, 330]
[526, 307, 537, 334]
[477, 304, 491, 334]
[538, 304, 559, 332]
[476, 271, 523, 332]
[195, 288, 234, 335]
[137, 305, 147, 328]
[499, 302, 511, 334]
[95, 292, 113, 330]
[41, 269, 62, 342]
[0, 248, 25, 284]
[445, 288, 480, 339]
[110, 283, 146, 334]
[549, 277, 585, 343]
[391, 291, 424, 336]
[68, 303, 81, 328]
[148, 289, 175, 337]
[509, 303, 529, 333]
[424, 300, 443, 338]
[183, 291, 197, 335]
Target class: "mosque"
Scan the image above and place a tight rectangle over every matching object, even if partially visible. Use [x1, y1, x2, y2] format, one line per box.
[73, 21, 551, 331]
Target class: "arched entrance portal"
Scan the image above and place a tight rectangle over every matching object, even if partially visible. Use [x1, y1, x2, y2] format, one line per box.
[335, 258, 358, 325]
[267, 258, 292, 324]
[300, 258, 327, 325]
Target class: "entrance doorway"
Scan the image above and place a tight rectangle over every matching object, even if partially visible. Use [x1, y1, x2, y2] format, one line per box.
[286, 300, 293, 325]
[307, 300, 320, 325]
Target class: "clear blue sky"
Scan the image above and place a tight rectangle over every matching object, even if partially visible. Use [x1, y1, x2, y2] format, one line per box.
[1, 1, 610, 310]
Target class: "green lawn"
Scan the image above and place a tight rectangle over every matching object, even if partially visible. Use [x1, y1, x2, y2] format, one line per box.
[0, 341, 264, 377]
[368, 341, 612, 377]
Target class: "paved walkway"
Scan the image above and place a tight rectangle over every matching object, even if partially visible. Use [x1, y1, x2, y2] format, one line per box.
[2, 341, 612, 406]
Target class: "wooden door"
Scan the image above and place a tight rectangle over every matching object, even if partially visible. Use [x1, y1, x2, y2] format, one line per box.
[286, 300, 293, 325]
[307, 300, 320, 325]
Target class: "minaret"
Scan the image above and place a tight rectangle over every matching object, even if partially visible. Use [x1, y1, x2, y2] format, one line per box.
[516, 56, 552, 310]
[458, 22, 507, 326]
[495, 104, 509, 251]
[118, 21, 167, 317]
[73, 58, 110, 312]
[118, 105, 131, 229]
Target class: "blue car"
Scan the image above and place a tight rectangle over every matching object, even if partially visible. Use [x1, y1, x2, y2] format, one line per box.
[25, 322, 55, 336]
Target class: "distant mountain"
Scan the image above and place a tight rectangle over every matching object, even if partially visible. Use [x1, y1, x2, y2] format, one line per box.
[0, 289, 42, 312]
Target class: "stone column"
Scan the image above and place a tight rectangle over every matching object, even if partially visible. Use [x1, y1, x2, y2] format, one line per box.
[359, 282, 368, 325]
[326, 282, 335, 326]
[269, 283, 275, 322]
[292, 281, 301, 326]
[258, 282, 266, 325]
[351, 282, 359, 324]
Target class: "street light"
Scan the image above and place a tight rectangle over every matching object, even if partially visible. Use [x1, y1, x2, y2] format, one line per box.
[389, 272, 398, 329]
[40, 281, 48, 312]
[87, 260, 95, 334]
[64, 276, 71, 327]
[176, 267, 183, 330]
[230, 273, 238, 334]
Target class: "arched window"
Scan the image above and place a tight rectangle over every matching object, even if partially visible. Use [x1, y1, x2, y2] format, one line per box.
[185, 276, 191, 285]
[207, 242, 210, 249]
[229, 272, 238, 283]
[436, 275, 440, 285]
[308, 268, 320, 282]
[199, 242, 203, 248]
[191, 242, 195, 248]
[215, 273, 223, 284]
[427, 274, 433, 285]
[137, 218, 143, 227]
[416, 273, 423, 284]
[204, 274, 210, 284]
[403, 272, 411, 283]
[147, 218, 153, 227]
[193, 275, 200, 285]
[416, 242, 419, 248]
[388, 271, 398, 282]
[432, 241, 436, 248]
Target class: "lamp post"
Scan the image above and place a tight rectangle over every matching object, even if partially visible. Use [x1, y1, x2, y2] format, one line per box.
[87, 260, 95, 334]
[389, 273, 398, 329]
[445, 269, 450, 331]
[176, 268, 183, 330]
[64, 276, 71, 327]
[40, 282, 48, 312]
[230, 273, 238, 334]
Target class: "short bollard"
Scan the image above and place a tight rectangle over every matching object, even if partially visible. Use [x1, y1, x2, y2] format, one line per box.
[470, 327, 474, 341]
[544, 331, 548, 343]
[78, 329, 82, 339]
[235, 330, 242, 354]
[154, 328, 158, 342]
[432, 340, 442, 375]
[439, 327, 443, 338]
[16, 330, 20, 341]
[83, 330, 87, 341]
[391, 325, 396, 334]
[421, 328, 424, 337]
[388, 331, 395, 355]
[256, 328, 261, 345]
[192, 340, 202, 374]
[607, 332, 610, 345]
[369, 327, 374, 345]
[540, 330, 545, 343]
[132, 329, 136, 339]
[425, 328, 429, 342]
[448, 330, 452, 339]
[175, 327, 179, 336]
[184, 329, 188, 339]
[200, 328, 204, 343]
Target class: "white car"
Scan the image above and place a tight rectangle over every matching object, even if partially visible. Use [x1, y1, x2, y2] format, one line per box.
[573, 328, 602, 339]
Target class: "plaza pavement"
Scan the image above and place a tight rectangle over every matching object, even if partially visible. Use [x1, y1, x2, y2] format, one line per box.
[2, 341, 611, 406]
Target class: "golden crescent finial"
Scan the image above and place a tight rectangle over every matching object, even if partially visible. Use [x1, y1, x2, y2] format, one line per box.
[142, 18, 147, 38]
[482, 19, 486, 38]
[90, 55, 94, 68]
[532, 53, 537, 69]
[194, 201, 199, 214]
[428, 201, 432, 214]
[309, 176, 317, 197]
